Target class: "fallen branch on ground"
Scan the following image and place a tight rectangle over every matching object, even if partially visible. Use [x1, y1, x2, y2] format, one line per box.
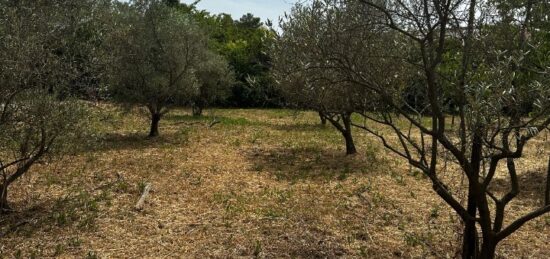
[208, 119, 221, 128]
[135, 183, 152, 211]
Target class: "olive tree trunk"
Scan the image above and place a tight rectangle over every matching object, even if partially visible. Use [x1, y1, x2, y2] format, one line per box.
[342, 113, 357, 155]
[462, 185, 479, 258]
[149, 112, 161, 137]
[326, 112, 357, 155]
[546, 156, 550, 205]
[319, 111, 327, 125]
[192, 105, 203, 117]
[0, 183, 10, 213]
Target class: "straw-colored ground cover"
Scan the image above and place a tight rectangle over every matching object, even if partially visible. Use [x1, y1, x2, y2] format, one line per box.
[1, 106, 549, 258]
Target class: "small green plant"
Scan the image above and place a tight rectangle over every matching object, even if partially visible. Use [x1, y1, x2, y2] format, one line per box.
[177, 128, 190, 143]
[249, 131, 262, 144]
[337, 165, 352, 180]
[29, 250, 39, 259]
[54, 244, 65, 256]
[390, 171, 405, 186]
[260, 207, 286, 219]
[430, 205, 440, 219]
[138, 181, 148, 193]
[115, 181, 130, 193]
[253, 240, 262, 257]
[404, 232, 422, 247]
[252, 164, 264, 172]
[68, 237, 82, 248]
[354, 182, 372, 196]
[53, 211, 70, 226]
[86, 250, 99, 259]
[232, 138, 242, 147]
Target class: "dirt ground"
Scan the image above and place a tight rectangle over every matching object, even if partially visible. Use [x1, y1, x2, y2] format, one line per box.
[1, 107, 549, 258]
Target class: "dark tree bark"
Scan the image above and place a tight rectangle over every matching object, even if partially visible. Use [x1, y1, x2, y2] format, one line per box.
[0, 183, 10, 213]
[325, 112, 357, 155]
[342, 113, 357, 155]
[192, 105, 203, 117]
[480, 239, 497, 259]
[149, 112, 161, 137]
[461, 131, 483, 258]
[462, 186, 478, 258]
[546, 156, 550, 205]
[319, 111, 327, 125]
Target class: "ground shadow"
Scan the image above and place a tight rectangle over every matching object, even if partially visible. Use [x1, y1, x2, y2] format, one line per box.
[0, 202, 51, 238]
[0, 188, 111, 240]
[164, 113, 265, 127]
[488, 168, 549, 206]
[246, 146, 376, 181]
[89, 132, 188, 152]
[269, 123, 332, 132]
[258, 224, 347, 258]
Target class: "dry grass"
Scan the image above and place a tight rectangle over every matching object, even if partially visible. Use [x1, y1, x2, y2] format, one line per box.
[0, 106, 549, 258]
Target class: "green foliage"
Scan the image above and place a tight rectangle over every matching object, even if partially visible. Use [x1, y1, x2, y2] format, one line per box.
[0, 0, 90, 210]
[164, 2, 281, 107]
[108, 0, 207, 110]
[107, 0, 232, 134]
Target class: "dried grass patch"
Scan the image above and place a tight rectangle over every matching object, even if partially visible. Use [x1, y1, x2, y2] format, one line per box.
[0, 107, 548, 258]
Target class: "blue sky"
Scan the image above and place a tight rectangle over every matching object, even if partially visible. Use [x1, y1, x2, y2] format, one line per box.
[182, 0, 298, 25]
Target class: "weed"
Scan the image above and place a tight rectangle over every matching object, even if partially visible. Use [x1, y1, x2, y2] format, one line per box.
[68, 237, 82, 248]
[114, 180, 130, 193]
[404, 232, 422, 247]
[430, 206, 440, 219]
[177, 128, 191, 143]
[390, 170, 405, 186]
[54, 244, 65, 256]
[86, 250, 99, 259]
[138, 181, 148, 193]
[253, 240, 262, 257]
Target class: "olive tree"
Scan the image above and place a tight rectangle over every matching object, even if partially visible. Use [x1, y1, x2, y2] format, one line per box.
[280, 0, 549, 257]
[0, 0, 89, 212]
[191, 52, 234, 117]
[109, 0, 229, 136]
[272, 0, 379, 155]
[345, 0, 550, 257]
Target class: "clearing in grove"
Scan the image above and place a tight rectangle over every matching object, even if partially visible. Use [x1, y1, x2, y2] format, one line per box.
[1, 107, 549, 258]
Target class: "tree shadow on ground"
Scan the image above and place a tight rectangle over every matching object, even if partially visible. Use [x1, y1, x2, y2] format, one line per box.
[269, 123, 332, 132]
[164, 113, 264, 127]
[246, 146, 377, 181]
[488, 167, 549, 206]
[89, 132, 189, 152]
[258, 224, 348, 258]
[0, 187, 113, 240]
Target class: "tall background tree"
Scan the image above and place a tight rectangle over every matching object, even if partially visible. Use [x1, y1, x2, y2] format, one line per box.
[107, 0, 231, 136]
[161, 1, 281, 108]
[191, 52, 234, 116]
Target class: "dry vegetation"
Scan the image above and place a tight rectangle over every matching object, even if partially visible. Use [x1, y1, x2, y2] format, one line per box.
[0, 106, 548, 258]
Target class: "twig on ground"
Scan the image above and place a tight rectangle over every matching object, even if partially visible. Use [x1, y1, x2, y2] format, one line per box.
[135, 183, 152, 211]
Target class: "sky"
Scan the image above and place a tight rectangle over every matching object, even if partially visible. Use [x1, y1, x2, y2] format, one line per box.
[182, 0, 298, 26]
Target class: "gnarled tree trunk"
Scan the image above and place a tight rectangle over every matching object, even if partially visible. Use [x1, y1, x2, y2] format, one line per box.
[462, 185, 479, 259]
[149, 112, 161, 137]
[192, 105, 203, 117]
[326, 112, 357, 155]
[0, 183, 10, 213]
[462, 131, 483, 258]
[318, 111, 327, 125]
[342, 113, 356, 155]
